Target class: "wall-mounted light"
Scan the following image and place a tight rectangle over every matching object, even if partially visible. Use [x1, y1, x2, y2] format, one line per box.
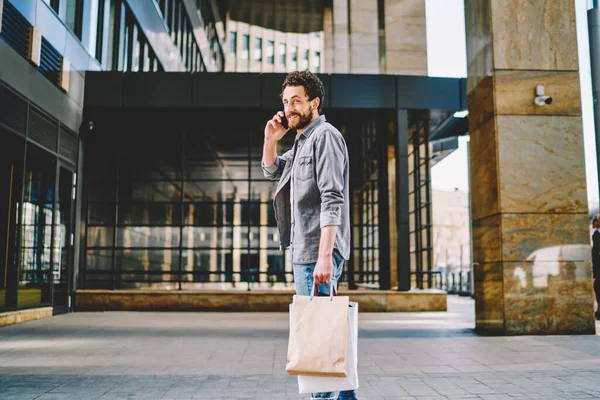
[534, 85, 553, 106]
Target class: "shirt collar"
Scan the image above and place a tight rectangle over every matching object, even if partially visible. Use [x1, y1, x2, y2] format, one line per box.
[295, 115, 326, 141]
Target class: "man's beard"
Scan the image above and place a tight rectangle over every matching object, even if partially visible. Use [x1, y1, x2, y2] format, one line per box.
[287, 109, 313, 130]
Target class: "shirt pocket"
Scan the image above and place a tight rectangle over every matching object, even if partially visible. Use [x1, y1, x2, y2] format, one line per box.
[296, 156, 313, 181]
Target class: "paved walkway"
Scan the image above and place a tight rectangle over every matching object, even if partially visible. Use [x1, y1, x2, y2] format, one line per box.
[1, 296, 600, 399]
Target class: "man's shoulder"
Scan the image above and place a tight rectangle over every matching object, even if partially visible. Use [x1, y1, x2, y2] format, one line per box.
[313, 121, 343, 140]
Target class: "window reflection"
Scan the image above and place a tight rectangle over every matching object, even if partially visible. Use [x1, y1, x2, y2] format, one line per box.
[19, 145, 56, 306]
[83, 113, 299, 290]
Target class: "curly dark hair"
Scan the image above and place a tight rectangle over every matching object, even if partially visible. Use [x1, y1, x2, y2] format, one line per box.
[281, 71, 325, 113]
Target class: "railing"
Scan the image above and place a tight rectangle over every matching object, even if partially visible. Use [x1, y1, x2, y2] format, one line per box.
[443, 268, 472, 296]
[413, 268, 472, 296]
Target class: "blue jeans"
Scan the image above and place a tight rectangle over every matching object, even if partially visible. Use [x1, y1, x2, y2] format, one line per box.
[293, 249, 357, 400]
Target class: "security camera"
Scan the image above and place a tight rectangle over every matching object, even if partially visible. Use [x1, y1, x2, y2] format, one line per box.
[534, 85, 552, 106]
[88, 120, 94, 130]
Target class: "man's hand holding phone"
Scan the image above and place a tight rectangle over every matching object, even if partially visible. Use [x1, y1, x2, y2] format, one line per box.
[264, 111, 289, 143]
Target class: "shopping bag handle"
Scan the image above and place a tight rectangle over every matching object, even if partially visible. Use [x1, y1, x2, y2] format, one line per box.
[309, 281, 336, 301]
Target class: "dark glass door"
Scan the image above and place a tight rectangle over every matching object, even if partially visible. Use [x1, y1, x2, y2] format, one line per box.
[0, 129, 25, 310]
[52, 165, 75, 313]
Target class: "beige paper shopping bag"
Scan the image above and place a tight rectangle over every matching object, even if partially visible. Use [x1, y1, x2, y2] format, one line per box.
[297, 301, 359, 393]
[286, 292, 349, 377]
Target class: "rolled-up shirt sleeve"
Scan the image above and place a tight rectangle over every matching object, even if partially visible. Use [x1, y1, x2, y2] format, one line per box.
[262, 157, 281, 178]
[262, 149, 292, 180]
[315, 130, 346, 228]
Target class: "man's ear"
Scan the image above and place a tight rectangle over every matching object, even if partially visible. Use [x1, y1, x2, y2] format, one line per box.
[311, 97, 320, 112]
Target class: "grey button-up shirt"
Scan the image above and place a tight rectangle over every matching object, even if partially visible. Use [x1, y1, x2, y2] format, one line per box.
[262, 115, 350, 264]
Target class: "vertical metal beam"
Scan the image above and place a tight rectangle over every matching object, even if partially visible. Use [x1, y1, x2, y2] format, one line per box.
[396, 110, 410, 291]
[111, 159, 119, 290]
[377, 112, 391, 290]
[423, 119, 433, 289]
[412, 124, 422, 289]
[73, 129, 85, 297]
[178, 130, 185, 290]
[246, 126, 252, 291]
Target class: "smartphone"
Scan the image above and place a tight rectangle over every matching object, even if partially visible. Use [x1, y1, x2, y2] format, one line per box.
[280, 113, 288, 130]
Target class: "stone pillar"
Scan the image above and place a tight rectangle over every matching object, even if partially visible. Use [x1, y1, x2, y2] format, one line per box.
[465, 0, 594, 335]
[384, 0, 427, 75]
[332, 0, 350, 73]
[349, 0, 379, 74]
[327, 0, 427, 74]
[323, 6, 334, 73]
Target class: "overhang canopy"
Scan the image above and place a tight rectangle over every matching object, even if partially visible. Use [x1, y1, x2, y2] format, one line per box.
[84, 72, 466, 123]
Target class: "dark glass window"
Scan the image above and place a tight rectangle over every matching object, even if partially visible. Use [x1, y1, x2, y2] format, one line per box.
[302, 49, 309, 71]
[241, 35, 249, 60]
[195, 0, 224, 70]
[229, 31, 237, 55]
[254, 37, 262, 61]
[43, 0, 60, 13]
[82, 110, 303, 290]
[95, 0, 107, 62]
[279, 43, 286, 66]
[0, 130, 25, 311]
[267, 40, 274, 64]
[19, 144, 56, 307]
[65, 0, 84, 39]
[241, 201, 260, 226]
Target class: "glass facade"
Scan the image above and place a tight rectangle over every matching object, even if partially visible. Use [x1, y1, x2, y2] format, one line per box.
[82, 109, 394, 291]
[0, 114, 77, 313]
[1, 0, 222, 75]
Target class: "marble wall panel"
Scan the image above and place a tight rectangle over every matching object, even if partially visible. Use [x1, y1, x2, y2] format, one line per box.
[333, 0, 350, 73]
[469, 115, 499, 221]
[491, 0, 578, 71]
[350, 32, 379, 47]
[546, 262, 595, 334]
[472, 213, 502, 263]
[503, 260, 594, 334]
[385, 52, 427, 75]
[350, 40, 380, 73]
[464, 0, 493, 94]
[350, 0, 378, 12]
[474, 262, 505, 332]
[496, 115, 588, 214]
[384, 291, 447, 311]
[467, 75, 495, 133]
[323, 7, 334, 73]
[384, 0, 427, 75]
[350, 11, 379, 34]
[501, 213, 590, 262]
[495, 71, 582, 116]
